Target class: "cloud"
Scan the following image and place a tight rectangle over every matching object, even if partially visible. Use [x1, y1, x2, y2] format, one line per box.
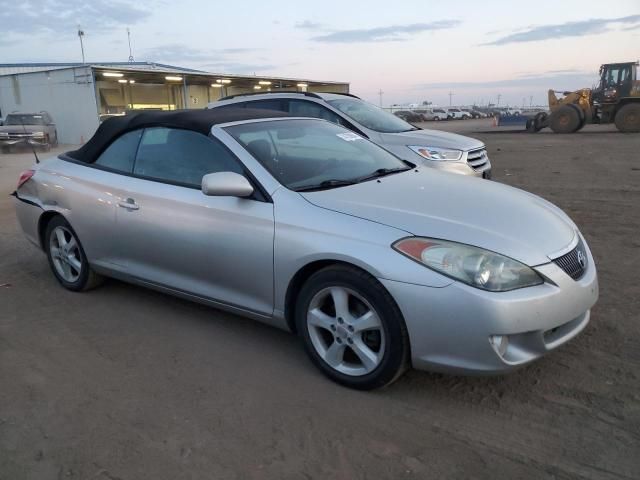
[144, 45, 262, 63]
[143, 44, 276, 73]
[415, 70, 599, 90]
[0, 0, 152, 37]
[311, 20, 461, 43]
[201, 62, 281, 74]
[295, 20, 324, 30]
[483, 15, 640, 45]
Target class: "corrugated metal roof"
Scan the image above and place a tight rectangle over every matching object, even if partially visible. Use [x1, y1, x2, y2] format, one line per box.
[0, 62, 205, 76]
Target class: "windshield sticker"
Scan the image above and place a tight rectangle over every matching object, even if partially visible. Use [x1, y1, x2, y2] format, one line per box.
[336, 132, 362, 142]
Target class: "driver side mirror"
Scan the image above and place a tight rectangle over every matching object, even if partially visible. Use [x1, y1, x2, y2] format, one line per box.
[201, 172, 254, 198]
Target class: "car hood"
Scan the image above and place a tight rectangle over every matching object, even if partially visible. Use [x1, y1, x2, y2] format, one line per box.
[379, 128, 484, 151]
[300, 169, 575, 267]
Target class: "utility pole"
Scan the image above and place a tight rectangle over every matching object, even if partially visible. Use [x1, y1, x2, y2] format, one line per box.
[378, 89, 384, 107]
[529, 95, 533, 107]
[127, 28, 134, 62]
[448, 91, 455, 106]
[496, 93, 502, 106]
[522, 97, 526, 108]
[77, 25, 86, 64]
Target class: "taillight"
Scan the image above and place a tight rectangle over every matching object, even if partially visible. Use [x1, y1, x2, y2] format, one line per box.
[17, 170, 35, 189]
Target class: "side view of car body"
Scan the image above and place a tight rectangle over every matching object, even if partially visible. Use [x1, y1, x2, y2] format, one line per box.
[0, 112, 57, 152]
[208, 92, 491, 178]
[13, 109, 598, 390]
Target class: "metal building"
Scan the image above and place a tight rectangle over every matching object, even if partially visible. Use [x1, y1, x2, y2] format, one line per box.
[0, 62, 349, 144]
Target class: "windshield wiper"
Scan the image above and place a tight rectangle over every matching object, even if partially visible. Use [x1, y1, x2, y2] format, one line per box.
[294, 179, 359, 192]
[356, 167, 411, 183]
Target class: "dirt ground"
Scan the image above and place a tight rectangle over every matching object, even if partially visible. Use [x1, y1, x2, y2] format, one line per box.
[1, 119, 639, 480]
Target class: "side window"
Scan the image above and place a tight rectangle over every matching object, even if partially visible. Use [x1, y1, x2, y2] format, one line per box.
[94, 129, 142, 173]
[134, 127, 243, 186]
[245, 99, 285, 111]
[216, 102, 247, 110]
[287, 100, 343, 125]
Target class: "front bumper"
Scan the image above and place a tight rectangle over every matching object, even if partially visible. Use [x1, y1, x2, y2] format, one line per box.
[0, 136, 48, 147]
[380, 247, 598, 375]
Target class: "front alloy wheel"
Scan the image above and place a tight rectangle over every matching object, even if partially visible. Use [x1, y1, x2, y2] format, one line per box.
[296, 265, 409, 390]
[307, 286, 385, 376]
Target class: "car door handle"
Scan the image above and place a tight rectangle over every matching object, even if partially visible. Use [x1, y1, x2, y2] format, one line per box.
[118, 198, 139, 211]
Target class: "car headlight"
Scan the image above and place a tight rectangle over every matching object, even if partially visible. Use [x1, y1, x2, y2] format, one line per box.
[408, 146, 463, 161]
[31, 132, 45, 137]
[0, 132, 8, 137]
[393, 237, 543, 292]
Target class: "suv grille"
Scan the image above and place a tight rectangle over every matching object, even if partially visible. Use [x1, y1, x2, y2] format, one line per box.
[552, 239, 588, 280]
[466, 148, 488, 170]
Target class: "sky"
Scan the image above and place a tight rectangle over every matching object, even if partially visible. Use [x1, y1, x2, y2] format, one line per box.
[0, 0, 638, 107]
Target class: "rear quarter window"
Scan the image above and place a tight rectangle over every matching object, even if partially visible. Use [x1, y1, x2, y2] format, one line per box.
[94, 129, 143, 173]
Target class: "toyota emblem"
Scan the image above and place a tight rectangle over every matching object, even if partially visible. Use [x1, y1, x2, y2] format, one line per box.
[577, 249, 587, 269]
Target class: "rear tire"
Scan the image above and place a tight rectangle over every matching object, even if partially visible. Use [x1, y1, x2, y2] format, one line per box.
[614, 104, 640, 133]
[550, 105, 581, 133]
[295, 265, 410, 390]
[45, 216, 103, 292]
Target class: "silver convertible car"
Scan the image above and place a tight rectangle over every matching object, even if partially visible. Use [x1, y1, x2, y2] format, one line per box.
[13, 109, 599, 389]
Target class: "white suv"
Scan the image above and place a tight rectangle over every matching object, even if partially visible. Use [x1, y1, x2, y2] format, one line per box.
[447, 108, 470, 120]
[208, 92, 491, 178]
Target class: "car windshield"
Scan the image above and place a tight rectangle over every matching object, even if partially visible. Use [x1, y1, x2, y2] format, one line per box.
[326, 98, 416, 133]
[225, 119, 410, 191]
[5, 114, 46, 126]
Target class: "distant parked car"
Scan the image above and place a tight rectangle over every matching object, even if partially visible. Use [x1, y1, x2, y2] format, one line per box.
[393, 110, 425, 123]
[0, 112, 57, 152]
[447, 108, 466, 120]
[415, 109, 448, 121]
[462, 108, 484, 119]
[0, 117, 4, 126]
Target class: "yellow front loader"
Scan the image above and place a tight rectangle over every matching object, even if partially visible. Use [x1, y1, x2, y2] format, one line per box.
[528, 62, 640, 133]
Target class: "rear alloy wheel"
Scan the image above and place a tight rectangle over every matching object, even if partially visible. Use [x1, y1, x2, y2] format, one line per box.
[45, 216, 103, 291]
[614, 104, 640, 133]
[296, 265, 409, 390]
[550, 105, 581, 133]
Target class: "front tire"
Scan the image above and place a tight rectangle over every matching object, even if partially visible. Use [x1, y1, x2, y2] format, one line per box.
[295, 265, 409, 390]
[45, 216, 103, 291]
[550, 105, 581, 133]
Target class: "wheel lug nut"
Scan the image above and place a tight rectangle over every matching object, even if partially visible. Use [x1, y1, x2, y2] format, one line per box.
[347, 338, 353, 344]
[330, 325, 336, 331]
[348, 325, 354, 332]
[338, 317, 344, 324]
[336, 338, 342, 344]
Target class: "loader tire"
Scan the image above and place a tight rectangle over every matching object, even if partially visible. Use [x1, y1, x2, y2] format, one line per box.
[614, 104, 640, 133]
[550, 105, 581, 133]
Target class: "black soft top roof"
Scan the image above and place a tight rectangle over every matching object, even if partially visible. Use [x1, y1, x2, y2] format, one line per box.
[67, 107, 291, 163]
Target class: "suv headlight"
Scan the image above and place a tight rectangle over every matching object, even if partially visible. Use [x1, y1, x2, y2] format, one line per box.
[408, 146, 463, 161]
[393, 237, 543, 292]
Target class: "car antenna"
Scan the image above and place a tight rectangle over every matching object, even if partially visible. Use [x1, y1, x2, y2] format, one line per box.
[20, 118, 40, 164]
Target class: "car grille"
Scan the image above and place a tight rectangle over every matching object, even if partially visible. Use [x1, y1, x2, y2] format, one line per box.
[466, 148, 489, 170]
[552, 239, 587, 280]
